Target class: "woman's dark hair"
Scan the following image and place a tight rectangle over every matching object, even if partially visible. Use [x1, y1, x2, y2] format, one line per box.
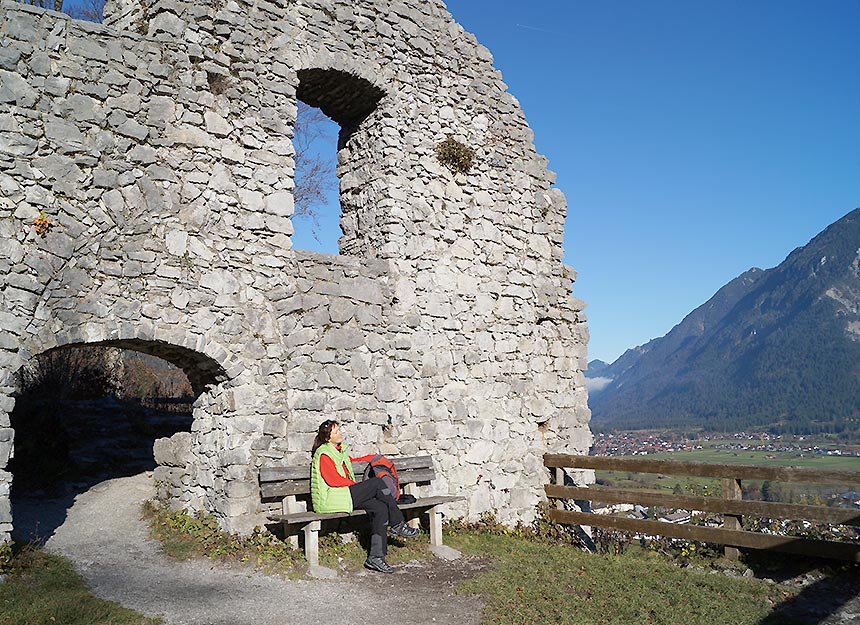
[311, 419, 338, 455]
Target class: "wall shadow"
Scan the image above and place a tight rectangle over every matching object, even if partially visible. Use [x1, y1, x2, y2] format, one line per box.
[748, 551, 860, 624]
[10, 396, 192, 543]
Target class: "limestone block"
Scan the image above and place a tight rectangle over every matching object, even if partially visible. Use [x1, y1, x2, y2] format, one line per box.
[288, 391, 326, 411]
[0, 48, 21, 72]
[0, 127, 37, 156]
[166, 124, 213, 147]
[238, 188, 264, 211]
[222, 446, 252, 466]
[204, 111, 232, 137]
[148, 95, 176, 125]
[4, 12, 36, 41]
[322, 327, 364, 351]
[263, 414, 288, 437]
[225, 479, 256, 498]
[264, 190, 294, 217]
[318, 365, 355, 392]
[153, 465, 186, 490]
[509, 487, 540, 511]
[153, 431, 192, 467]
[375, 376, 404, 402]
[150, 12, 187, 36]
[0, 498, 10, 524]
[464, 439, 493, 464]
[349, 352, 371, 378]
[0, 430, 12, 467]
[200, 269, 240, 294]
[328, 298, 356, 323]
[170, 287, 190, 309]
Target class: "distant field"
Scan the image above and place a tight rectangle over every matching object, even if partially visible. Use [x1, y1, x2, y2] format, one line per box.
[596, 446, 860, 498]
[644, 447, 860, 471]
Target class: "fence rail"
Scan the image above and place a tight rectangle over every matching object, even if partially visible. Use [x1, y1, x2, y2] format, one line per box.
[544, 453, 860, 562]
[128, 396, 195, 412]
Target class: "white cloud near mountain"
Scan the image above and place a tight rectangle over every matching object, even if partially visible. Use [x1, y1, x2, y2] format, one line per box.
[586, 376, 613, 393]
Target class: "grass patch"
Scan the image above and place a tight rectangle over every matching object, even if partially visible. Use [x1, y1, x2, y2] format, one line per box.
[448, 533, 789, 625]
[317, 526, 433, 571]
[0, 545, 162, 625]
[143, 501, 304, 575]
[143, 501, 434, 575]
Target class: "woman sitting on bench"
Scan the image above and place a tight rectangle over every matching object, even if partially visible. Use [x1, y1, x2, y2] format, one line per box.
[310, 419, 419, 574]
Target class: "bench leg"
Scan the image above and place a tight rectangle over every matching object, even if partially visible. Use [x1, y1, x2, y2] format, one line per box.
[426, 504, 461, 561]
[429, 505, 443, 547]
[303, 521, 321, 567]
[283, 495, 300, 550]
[404, 483, 420, 530]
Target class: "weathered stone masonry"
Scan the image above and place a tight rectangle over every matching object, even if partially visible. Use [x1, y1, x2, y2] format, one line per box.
[0, 0, 591, 541]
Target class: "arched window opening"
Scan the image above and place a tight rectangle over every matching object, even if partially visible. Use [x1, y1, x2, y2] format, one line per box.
[8, 341, 222, 542]
[291, 69, 385, 256]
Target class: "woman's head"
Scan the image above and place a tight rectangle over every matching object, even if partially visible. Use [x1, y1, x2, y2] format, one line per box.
[311, 419, 341, 454]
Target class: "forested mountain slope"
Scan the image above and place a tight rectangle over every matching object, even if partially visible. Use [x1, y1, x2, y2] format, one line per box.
[588, 208, 860, 435]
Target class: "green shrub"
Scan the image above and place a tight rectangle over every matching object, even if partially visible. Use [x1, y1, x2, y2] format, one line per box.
[0, 541, 12, 575]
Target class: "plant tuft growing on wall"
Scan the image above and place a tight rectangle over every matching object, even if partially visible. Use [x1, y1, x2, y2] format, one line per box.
[436, 136, 475, 174]
[32, 211, 54, 238]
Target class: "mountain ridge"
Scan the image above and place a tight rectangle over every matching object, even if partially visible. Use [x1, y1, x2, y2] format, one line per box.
[588, 208, 860, 435]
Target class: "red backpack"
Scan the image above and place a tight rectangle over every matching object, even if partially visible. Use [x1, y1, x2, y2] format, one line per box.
[363, 454, 400, 500]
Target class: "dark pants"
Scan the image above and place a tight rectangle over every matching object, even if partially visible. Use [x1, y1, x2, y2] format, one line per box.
[349, 477, 404, 539]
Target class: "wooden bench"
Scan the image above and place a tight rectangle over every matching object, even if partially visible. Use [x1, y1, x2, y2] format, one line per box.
[259, 455, 463, 568]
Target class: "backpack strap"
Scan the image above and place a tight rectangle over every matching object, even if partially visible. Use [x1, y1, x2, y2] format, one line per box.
[362, 454, 384, 480]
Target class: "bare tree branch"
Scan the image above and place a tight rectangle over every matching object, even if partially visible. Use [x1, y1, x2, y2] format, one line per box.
[15, 0, 105, 21]
[19, 0, 64, 12]
[293, 101, 338, 222]
[64, 0, 105, 22]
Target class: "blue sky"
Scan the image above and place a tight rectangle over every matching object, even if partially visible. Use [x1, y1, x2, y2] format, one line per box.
[292, 0, 860, 364]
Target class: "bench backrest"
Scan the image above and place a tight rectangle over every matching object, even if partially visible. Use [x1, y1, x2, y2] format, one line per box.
[259, 455, 436, 500]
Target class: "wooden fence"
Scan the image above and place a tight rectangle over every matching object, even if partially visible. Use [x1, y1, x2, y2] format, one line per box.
[128, 396, 194, 413]
[544, 453, 860, 562]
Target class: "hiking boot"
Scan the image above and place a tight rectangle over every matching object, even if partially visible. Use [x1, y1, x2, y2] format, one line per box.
[389, 522, 420, 538]
[364, 556, 394, 574]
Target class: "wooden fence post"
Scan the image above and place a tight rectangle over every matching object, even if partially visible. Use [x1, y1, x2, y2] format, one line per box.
[722, 478, 743, 560]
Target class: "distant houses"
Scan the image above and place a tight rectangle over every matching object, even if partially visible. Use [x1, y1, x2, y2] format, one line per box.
[841, 491, 860, 508]
[658, 511, 692, 524]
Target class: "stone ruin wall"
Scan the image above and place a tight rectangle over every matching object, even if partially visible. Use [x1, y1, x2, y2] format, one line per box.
[0, 0, 591, 540]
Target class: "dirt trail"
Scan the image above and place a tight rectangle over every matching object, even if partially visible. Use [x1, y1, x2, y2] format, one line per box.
[35, 473, 483, 625]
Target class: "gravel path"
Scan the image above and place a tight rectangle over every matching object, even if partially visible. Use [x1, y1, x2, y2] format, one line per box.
[32, 473, 483, 625]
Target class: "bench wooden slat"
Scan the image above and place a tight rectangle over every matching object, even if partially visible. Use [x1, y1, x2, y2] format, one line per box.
[260, 467, 438, 499]
[379, 467, 436, 484]
[260, 455, 434, 482]
[260, 466, 309, 481]
[267, 495, 463, 525]
[261, 481, 314, 498]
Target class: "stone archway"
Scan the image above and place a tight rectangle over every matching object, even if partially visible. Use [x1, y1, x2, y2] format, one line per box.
[4, 338, 230, 542]
[296, 68, 385, 138]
